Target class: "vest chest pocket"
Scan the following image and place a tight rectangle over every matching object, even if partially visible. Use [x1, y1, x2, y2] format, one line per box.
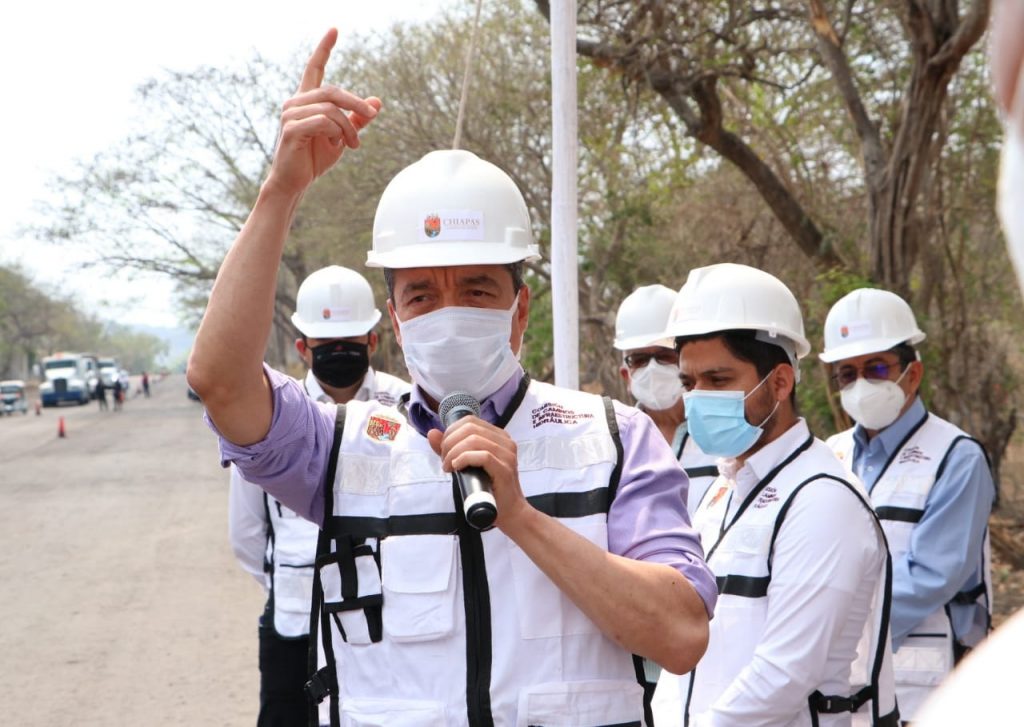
[381, 534, 458, 643]
[714, 524, 773, 572]
[273, 565, 315, 619]
[318, 541, 383, 645]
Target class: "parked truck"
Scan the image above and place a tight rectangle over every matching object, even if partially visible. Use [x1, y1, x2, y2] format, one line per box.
[39, 353, 98, 407]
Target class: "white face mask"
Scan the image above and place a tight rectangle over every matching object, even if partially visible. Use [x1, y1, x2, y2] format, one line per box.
[839, 368, 909, 431]
[398, 295, 521, 403]
[629, 361, 682, 411]
[998, 122, 1024, 296]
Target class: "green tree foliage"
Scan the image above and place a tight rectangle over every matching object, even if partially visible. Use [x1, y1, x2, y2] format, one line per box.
[0, 264, 167, 377]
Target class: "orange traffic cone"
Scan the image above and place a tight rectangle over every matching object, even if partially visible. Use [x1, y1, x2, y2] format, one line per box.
[58, 416, 66, 438]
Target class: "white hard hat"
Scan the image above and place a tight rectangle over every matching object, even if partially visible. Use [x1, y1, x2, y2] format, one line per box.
[666, 263, 811, 358]
[819, 288, 925, 363]
[290, 266, 382, 339]
[613, 284, 678, 350]
[367, 149, 541, 269]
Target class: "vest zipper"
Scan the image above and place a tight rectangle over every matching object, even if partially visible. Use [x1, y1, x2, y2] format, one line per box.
[454, 474, 494, 727]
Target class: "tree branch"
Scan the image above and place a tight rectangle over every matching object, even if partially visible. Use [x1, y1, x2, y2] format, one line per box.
[806, 0, 885, 184]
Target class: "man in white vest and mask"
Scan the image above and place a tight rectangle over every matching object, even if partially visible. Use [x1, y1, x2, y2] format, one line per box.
[613, 284, 720, 707]
[189, 29, 716, 727]
[653, 263, 897, 727]
[820, 288, 995, 722]
[613, 284, 718, 515]
[228, 265, 409, 726]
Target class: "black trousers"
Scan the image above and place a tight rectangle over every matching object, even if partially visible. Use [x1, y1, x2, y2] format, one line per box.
[257, 606, 312, 727]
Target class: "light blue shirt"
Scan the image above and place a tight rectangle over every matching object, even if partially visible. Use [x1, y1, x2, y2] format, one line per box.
[851, 396, 995, 649]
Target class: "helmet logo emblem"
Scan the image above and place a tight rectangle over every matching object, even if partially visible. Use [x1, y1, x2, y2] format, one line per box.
[322, 307, 332, 320]
[424, 214, 441, 238]
[840, 325, 849, 337]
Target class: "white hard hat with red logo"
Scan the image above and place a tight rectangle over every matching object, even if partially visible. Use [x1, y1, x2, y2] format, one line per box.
[291, 266, 382, 339]
[819, 288, 925, 363]
[367, 150, 541, 269]
[614, 284, 678, 350]
[665, 263, 811, 359]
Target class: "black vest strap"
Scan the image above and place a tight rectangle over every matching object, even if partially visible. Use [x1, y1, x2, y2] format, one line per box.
[684, 465, 719, 479]
[716, 574, 770, 598]
[952, 581, 987, 605]
[602, 396, 625, 504]
[808, 684, 872, 714]
[306, 405, 346, 727]
[875, 505, 924, 523]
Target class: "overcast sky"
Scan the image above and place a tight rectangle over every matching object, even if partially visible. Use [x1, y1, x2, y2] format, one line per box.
[0, 0, 448, 329]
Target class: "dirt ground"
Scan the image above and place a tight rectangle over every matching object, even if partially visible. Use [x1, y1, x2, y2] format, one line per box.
[0, 374, 264, 726]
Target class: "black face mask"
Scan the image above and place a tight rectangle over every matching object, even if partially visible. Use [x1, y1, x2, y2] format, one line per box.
[310, 340, 370, 389]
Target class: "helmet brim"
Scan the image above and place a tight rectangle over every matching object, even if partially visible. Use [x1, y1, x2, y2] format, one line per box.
[819, 332, 926, 363]
[366, 242, 541, 269]
[291, 310, 382, 339]
[667, 320, 811, 359]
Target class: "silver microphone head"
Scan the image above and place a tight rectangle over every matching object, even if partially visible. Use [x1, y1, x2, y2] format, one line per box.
[439, 391, 480, 428]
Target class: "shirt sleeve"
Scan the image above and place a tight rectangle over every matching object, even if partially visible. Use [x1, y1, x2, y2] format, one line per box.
[890, 438, 996, 647]
[207, 364, 336, 526]
[696, 481, 885, 726]
[227, 465, 270, 587]
[607, 399, 718, 618]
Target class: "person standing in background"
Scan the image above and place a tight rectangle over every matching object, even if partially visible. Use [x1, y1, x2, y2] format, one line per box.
[612, 284, 718, 515]
[229, 265, 410, 727]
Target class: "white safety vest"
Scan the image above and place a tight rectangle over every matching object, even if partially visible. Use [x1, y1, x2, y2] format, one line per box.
[308, 377, 646, 727]
[674, 429, 719, 516]
[828, 414, 992, 720]
[683, 435, 898, 726]
[263, 368, 410, 639]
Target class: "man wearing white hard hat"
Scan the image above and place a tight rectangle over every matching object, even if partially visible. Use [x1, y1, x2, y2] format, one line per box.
[188, 30, 715, 726]
[820, 288, 995, 722]
[613, 284, 720, 705]
[652, 263, 897, 726]
[613, 284, 717, 514]
[228, 265, 409, 726]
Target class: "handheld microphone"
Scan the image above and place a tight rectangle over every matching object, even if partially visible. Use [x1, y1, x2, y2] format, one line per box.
[439, 392, 497, 530]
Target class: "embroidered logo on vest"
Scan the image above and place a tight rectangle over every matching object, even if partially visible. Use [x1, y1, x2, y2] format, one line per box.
[753, 485, 779, 508]
[898, 445, 931, 465]
[530, 402, 595, 428]
[366, 414, 401, 441]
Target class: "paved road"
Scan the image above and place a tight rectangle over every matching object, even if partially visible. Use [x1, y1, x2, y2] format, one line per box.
[0, 374, 264, 726]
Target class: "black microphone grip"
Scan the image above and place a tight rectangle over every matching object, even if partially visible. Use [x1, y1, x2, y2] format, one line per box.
[438, 392, 498, 530]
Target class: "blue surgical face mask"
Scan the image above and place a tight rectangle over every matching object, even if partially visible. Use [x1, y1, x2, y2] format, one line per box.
[682, 372, 779, 458]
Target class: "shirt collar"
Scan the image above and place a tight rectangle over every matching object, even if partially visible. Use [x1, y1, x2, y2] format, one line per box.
[852, 395, 927, 456]
[405, 366, 525, 437]
[303, 367, 377, 404]
[724, 418, 811, 499]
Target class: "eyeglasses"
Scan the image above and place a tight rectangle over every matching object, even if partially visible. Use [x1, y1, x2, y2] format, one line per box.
[831, 360, 904, 389]
[624, 350, 679, 370]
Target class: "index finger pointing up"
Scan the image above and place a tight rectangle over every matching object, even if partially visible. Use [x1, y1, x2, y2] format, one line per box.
[298, 28, 339, 93]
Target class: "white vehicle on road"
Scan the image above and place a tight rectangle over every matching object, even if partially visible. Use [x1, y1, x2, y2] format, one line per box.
[39, 353, 96, 406]
[0, 380, 29, 415]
